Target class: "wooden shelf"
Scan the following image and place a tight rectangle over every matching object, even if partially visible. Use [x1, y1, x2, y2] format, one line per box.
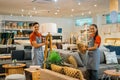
[1, 20, 34, 41]
[0, 73, 6, 76]
[4, 28, 32, 31]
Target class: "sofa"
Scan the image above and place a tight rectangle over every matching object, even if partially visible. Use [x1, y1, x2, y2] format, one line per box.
[54, 45, 120, 79]
[40, 69, 80, 80]
[0, 46, 16, 54]
[11, 50, 32, 67]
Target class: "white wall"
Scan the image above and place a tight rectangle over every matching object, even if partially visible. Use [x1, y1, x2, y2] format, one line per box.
[0, 15, 74, 42]
[1, 14, 119, 44]
[73, 14, 120, 45]
[96, 14, 120, 44]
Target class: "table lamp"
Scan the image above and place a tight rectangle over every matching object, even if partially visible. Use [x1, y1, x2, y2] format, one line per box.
[40, 23, 57, 69]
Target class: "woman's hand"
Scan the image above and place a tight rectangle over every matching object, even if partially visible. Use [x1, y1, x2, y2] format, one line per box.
[44, 41, 49, 45]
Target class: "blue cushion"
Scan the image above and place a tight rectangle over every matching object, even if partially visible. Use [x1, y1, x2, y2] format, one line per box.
[105, 45, 120, 55]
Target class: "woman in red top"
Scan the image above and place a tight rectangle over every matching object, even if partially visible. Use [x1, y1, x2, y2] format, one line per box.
[85, 24, 101, 80]
[30, 22, 47, 67]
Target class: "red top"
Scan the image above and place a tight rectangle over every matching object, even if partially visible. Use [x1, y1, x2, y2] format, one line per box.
[95, 35, 101, 47]
[29, 32, 42, 46]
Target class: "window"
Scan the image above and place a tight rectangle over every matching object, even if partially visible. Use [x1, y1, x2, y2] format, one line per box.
[75, 18, 93, 27]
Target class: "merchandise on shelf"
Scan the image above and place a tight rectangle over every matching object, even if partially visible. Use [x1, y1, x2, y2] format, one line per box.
[2, 20, 35, 40]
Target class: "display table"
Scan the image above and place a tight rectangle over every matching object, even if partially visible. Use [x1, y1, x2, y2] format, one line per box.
[2, 63, 26, 76]
[102, 69, 120, 80]
[0, 55, 11, 60]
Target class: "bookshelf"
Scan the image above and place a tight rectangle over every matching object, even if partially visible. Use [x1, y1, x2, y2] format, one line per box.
[1, 20, 34, 40]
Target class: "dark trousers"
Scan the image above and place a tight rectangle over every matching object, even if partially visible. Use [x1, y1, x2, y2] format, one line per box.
[87, 69, 98, 80]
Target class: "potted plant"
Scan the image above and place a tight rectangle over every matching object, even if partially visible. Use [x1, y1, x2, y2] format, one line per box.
[45, 50, 63, 69]
[12, 59, 17, 66]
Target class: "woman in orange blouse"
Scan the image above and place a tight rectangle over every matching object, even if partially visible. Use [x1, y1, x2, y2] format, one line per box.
[85, 24, 101, 80]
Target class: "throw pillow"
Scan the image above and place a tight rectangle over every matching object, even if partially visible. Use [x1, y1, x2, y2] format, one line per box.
[104, 51, 118, 64]
[63, 67, 84, 80]
[68, 55, 78, 68]
[59, 51, 84, 67]
[51, 64, 64, 74]
[99, 45, 110, 63]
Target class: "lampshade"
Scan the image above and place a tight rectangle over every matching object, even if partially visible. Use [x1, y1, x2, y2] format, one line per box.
[40, 23, 57, 35]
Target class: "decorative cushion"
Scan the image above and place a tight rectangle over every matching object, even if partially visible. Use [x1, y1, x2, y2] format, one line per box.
[104, 51, 118, 64]
[60, 51, 84, 67]
[59, 51, 71, 63]
[51, 64, 64, 74]
[68, 55, 77, 68]
[99, 45, 110, 63]
[63, 67, 84, 80]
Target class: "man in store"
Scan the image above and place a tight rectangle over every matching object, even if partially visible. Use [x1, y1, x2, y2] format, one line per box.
[29, 22, 48, 67]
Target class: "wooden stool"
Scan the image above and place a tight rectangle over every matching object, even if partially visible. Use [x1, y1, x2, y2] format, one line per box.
[5, 74, 25, 80]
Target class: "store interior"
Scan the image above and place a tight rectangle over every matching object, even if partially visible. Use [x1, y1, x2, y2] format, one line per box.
[0, 0, 120, 80]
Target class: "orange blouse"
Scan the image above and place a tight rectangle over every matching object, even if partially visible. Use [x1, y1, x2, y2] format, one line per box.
[29, 32, 42, 46]
[95, 35, 101, 47]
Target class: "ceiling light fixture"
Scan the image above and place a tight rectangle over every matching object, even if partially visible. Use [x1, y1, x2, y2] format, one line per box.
[88, 11, 91, 14]
[94, 4, 97, 7]
[71, 9, 74, 12]
[33, 7, 36, 10]
[57, 9, 60, 12]
[21, 14, 24, 17]
[82, 13, 84, 15]
[54, 12, 57, 15]
[21, 9, 24, 12]
[54, 0, 58, 2]
[78, 2, 81, 5]
[54, 0, 57, 2]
